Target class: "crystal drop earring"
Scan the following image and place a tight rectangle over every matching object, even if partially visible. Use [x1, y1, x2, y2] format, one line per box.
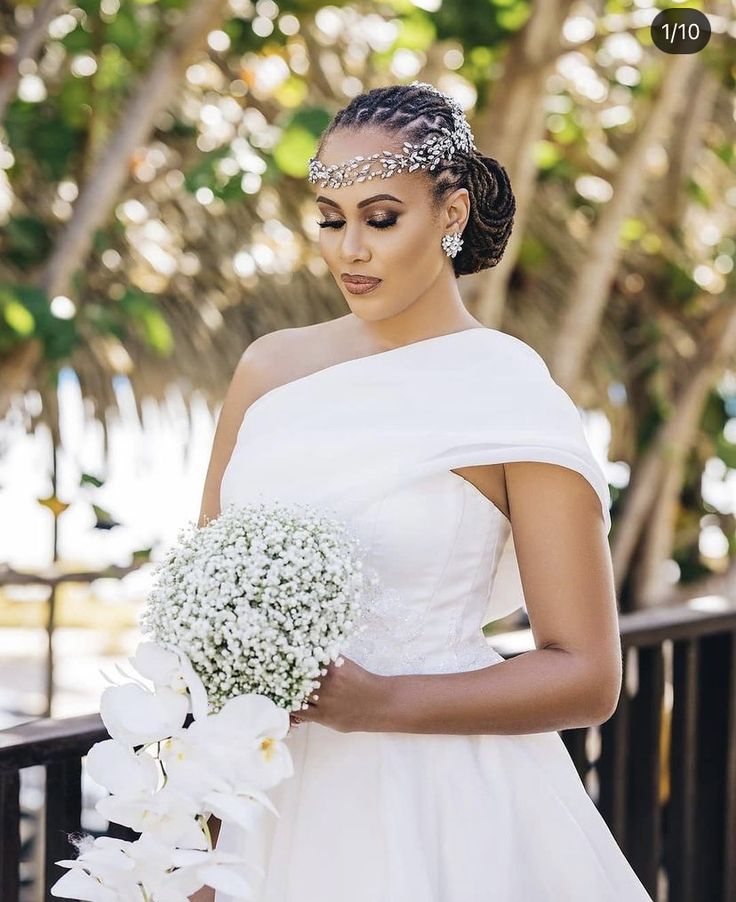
[441, 232, 463, 258]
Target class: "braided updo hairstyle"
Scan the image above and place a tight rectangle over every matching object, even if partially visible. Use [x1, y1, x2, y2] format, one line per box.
[313, 83, 516, 277]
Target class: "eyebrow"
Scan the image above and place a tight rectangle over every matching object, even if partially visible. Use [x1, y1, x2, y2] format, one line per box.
[315, 193, 405, 210]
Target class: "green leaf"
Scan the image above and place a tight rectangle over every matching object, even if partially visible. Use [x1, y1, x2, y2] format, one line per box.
[394, 12, 436, 51]
[107, 8, 155, 55]
[5, 104, 78, 182]
[0, 284, 79, 360]
[2, 298, 35, 336]
[117, 289, 173, 354]
[620, 218, 646, 242]
[136, 306, 174, 353]
[272, 125, 318, 178]
[2, 216, 54, 269]
[533, 140, 562, 170]
[715, 434, 736, 469]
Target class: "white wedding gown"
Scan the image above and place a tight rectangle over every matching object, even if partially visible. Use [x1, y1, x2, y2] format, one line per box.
[215, 327, 654, 901]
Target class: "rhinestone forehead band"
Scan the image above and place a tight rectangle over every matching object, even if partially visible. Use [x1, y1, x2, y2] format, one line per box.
[307, 81, 477, 189]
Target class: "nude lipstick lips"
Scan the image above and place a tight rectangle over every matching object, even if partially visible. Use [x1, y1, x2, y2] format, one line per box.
[341, 274, 382, 295]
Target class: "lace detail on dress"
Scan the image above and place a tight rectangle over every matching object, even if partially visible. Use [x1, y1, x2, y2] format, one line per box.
[340, 581, 503, 677]
[340, 584, 424, 676]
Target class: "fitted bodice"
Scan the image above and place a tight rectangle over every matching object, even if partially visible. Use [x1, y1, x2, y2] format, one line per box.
[222, 449, 510, 674]
[219, 328, 611, 676]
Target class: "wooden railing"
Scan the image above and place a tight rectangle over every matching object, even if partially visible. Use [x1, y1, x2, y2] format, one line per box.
[0, 713, 137, 899]
[1, 596, 735, 901]
[492, 595, 736, 902]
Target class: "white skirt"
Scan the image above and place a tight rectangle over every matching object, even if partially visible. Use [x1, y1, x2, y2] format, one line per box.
[214, 720, 654, 901]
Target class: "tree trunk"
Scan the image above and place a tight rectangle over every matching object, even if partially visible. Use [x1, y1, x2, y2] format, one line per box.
[612, 300, 736, 604]
[463, 0, 576, 327]
[550, 53, 699, 393]
[654, 66, 720, 230]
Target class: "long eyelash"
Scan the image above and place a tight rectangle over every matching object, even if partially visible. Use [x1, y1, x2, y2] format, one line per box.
[317, 218, 397, 230]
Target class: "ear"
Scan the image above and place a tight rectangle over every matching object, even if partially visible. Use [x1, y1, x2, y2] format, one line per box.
[443, 187, 470, 232]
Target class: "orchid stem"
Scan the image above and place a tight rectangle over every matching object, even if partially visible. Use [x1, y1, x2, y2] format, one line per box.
[200, 813, 213, 852]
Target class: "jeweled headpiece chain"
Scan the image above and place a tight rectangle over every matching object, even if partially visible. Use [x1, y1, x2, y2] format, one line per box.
[307, 81, 478, 189]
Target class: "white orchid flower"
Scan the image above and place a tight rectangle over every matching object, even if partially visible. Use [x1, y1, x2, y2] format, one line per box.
[198, 693, 293, 791]
[129, 641, 210, 721]
[157, 728, 282, 830]
[119, 832, 180, 897]
[96, 783, 207, 850]
[129, 641, 181, 685]
[202, 788, 278, 832]
[100, 682, 188, 747]
[158, 732, 232, 804]
[165, 847, 258, 897]
[51, 835, 142, 900]
[158, 693, 291, 803]
[51, 868, 135, 901]
[85, 739, 160, 798]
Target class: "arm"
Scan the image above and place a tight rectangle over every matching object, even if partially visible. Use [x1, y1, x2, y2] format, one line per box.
[197, 335, 277, 529]
[375, 461, 622, 735]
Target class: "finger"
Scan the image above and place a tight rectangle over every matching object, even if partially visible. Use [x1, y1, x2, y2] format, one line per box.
[297, 707, 318, 723]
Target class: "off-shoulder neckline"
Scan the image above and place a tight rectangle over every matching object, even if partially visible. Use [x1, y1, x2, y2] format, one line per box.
[241, 325, 494, 426]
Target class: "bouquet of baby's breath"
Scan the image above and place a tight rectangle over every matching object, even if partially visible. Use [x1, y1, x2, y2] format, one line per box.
[50, 500, 380, 900]
[139, 499, 377, 715]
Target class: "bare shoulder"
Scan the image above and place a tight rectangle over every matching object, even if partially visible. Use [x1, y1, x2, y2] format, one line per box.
[241, 317, 350, 400]
[198, 323, 343, 526]
[213, 327, 308, 439]
[240, 326, 307, 366]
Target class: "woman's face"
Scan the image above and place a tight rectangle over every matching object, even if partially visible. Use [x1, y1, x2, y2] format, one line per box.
[311, 127, 468, 321]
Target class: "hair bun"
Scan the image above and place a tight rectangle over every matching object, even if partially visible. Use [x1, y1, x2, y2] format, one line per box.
[454, 152, 516, 276]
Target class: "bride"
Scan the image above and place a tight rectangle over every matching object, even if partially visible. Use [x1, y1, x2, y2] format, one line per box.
[191, 82, 653, 901]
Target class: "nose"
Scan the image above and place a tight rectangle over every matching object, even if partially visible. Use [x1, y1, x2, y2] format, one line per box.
[338, 223, 370, 262]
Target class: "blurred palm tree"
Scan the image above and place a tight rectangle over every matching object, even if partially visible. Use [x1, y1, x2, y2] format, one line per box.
[1, 0, 735, 611]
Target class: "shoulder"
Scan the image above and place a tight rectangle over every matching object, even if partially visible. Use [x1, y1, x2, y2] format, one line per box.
[236, 327, 303, 391]
[482, 329, 550, 377]
[242, 321, 338, 368]
[240, 326, 304, 368]
[238, 320, 340, 398]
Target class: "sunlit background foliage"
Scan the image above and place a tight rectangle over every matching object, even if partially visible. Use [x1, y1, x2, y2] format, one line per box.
[1, 0, 735, 649]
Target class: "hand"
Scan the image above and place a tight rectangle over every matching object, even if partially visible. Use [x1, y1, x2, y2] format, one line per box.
[289, 655, 390, 734]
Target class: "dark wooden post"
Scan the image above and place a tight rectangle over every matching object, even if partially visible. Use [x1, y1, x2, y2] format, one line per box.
[44, 756, 83, 898]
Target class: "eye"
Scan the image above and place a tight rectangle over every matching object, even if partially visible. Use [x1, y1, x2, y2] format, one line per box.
[316, 216, 398, 230]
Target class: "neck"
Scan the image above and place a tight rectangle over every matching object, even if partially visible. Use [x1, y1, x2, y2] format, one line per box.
[345, 284, 481, 351]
